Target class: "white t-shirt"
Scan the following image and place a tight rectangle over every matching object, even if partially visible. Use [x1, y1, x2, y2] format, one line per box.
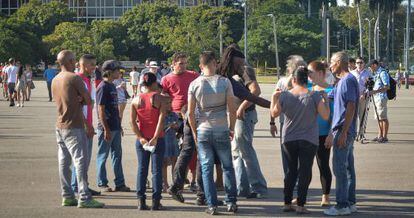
[130, 71, 140, 85]
[5, 65, 18, 83]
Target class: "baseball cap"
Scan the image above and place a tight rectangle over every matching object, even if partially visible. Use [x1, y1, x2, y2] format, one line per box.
[102, 60, 124, 71]
[149, 61, 158, 68]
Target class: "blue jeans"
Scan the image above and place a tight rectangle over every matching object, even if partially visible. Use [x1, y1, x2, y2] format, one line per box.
[136, 138, 165, 200]
[232, 110, 267, 196]
[333, 130, 356, 208]
[71, 137, 93, 192]
[197, 129, 237, 207]
[96, 129, 125, 188]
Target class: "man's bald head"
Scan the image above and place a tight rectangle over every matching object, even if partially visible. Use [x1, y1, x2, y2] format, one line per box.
[57, 50, 76, 72]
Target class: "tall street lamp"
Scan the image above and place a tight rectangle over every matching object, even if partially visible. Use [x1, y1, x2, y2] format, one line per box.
[267, 13, 280, 79]
[365, 18, 375, 60]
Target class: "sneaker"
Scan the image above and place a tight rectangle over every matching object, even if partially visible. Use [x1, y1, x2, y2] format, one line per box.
[78, 199, 105, 208]
[247, 192, 266, 199]
[227, 203, 238, 213]
[296, 206, 311, 214]
[371, 137, 382, 142]
[350, 204, 357, 213]
[205, 206, 218, 215]
[382, 138, 389, 143]
[114, 185, 131, 192]
[89, 188, 101, 196]
[189, 182, 197, 193]
[324, 206, 351, 216]
[196, 197, 206, 206]
[282, 204, 296, 212]
[99, 185, 113, 192]
[168, 188, 185, 203]
[62, 198, 78, 206]
[16, 103, 20, 107]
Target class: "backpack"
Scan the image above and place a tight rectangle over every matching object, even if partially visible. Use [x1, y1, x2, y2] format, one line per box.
[380, 70, 397, 100]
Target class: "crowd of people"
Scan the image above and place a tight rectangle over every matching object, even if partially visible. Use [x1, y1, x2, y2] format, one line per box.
[1, 44, 398, 215]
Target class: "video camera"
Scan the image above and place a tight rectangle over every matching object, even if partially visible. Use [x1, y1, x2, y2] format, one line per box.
[365, 77, 375, 91]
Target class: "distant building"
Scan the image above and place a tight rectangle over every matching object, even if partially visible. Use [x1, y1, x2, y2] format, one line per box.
[1, 0, 224, 22]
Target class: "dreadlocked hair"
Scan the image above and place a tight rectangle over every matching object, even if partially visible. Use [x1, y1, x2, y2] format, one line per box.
[217, 44, 245, 78]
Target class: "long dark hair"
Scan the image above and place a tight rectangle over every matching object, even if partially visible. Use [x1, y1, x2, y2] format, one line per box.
[18, 66, 24, 79]
[217, 44, 245, 78]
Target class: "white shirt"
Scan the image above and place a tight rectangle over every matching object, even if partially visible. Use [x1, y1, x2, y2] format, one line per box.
[5, 65, 18, 83]
[130, 71, 140, 85]
[351, 68, 371, 95]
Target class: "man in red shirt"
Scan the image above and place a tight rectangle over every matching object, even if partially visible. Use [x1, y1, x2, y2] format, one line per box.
[71, 54, 101, 196]
[161, 53, 199, 203]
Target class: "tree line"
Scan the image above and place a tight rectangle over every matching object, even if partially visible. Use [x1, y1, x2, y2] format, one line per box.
[0, 0, 411, 71]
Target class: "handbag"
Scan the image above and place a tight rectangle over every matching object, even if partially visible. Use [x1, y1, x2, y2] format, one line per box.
[30, 81, 35, 89]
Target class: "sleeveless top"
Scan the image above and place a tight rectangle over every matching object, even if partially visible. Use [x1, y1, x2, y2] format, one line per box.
[136, 92, 164, 140]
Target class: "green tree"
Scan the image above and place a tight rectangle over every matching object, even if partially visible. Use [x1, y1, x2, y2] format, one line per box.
[90, 20, 128, 60]
[119, 2, 180, 62]
[0, 18, 42, 64]
[43, 22, 115, 63]
[9, 0, 75, 64]
[152, 5, 243, 69]
[244, 0, 322, 70]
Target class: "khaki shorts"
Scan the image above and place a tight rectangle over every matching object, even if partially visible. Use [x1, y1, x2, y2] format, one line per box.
[374, 98, 388, 120]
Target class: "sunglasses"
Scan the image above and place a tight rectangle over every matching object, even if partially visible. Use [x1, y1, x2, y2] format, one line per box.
[356, 62, 364, 64]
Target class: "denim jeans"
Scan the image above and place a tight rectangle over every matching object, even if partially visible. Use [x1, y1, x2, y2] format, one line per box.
[333, 130, 356, 208]
[71, 137, 93, 191]
[136, 138, 165, 200]
[96, 129, 125, 188]
[197, 129, 237, 207]
[47, 81, 52, 100]
[56, 128, 91, 202]
[232, 110, 267, 196]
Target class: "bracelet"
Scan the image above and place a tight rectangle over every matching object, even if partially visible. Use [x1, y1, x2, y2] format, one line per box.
[270, 122, 275, 125]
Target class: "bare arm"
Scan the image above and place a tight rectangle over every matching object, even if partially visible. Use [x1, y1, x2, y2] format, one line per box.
[317, 94, 330, 121]
[188, 95, 198, 143]
[238, 81, 261, 111]
[342, 102, 355, 134]
[151, 95, 166, 141]
[227, 95, 236, 132]
[270, 91, 282, 118]
[98, 105, 110, 131]
[130, 98, 145, 140]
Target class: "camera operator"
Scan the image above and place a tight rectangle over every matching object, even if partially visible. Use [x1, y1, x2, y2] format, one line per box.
[350, 57, 372, 128]
[367, 60, 390, 143]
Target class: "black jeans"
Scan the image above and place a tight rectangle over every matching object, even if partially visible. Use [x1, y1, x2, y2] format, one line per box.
[282, 140, 317, 207]
[47, 81, 52, 100]
[170, 120, 196, 192]
[316, 135, 332, 195]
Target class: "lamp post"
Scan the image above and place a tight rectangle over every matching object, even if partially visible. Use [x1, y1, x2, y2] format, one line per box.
[267, 14, 280, 79]
[365, 18, 375, 60]
[405, 0, 411, 75]
[242, 0, 248, 61]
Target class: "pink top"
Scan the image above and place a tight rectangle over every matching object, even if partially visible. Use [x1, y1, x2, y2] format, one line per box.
[136, 92, 164, 140]
[161, 70, 199, 112]
[76, 73, 93, 127]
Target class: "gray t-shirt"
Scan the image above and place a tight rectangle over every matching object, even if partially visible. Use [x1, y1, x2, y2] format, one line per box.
[188, 74, 234, 131]
[280, 91, 321, 146]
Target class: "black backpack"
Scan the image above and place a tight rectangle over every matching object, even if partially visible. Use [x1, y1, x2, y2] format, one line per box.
[380, 70, 396, 100]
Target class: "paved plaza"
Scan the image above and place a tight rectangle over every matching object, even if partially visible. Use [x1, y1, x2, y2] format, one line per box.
[0, 81, 413, 218]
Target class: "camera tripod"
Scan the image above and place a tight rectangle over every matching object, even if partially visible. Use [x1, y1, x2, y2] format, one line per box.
[356, 91, 381, 144]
